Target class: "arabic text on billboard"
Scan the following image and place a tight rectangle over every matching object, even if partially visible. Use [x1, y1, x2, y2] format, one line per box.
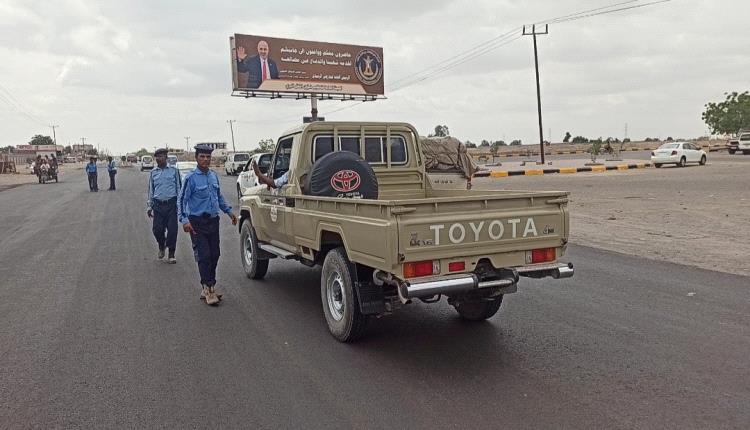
[231, 34, 384, 96]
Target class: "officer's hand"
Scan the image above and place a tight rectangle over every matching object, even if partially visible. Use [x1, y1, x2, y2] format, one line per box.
[147, 209, 153, 218]
[183, 222, 194, 234]
[229, 213, 238, 226]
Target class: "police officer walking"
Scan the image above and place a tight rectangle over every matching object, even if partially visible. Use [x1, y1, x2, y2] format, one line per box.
[178, 144, 237, 305]
[107, 156, 118, 191]
[85, 156, 98, 192]
[147, 148, 181, 263]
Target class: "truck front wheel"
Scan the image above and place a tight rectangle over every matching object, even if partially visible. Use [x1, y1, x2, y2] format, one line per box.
[240, 220, 269, 279]
[321, 247, 368, 342]
[454, 296, 503, 321]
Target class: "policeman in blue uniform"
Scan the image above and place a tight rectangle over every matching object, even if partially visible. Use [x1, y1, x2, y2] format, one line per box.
[147, 148, 181, 263]
[178, 144, 237, 305]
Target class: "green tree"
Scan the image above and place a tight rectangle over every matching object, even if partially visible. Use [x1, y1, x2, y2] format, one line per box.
[63, 145, 72, 154]
[135, 148, 150, 157]
[623, 138, 631, 143]
[702, 91, 750, 134]
[493, 140, 507, 146]
[28, 135, 54, 146]
[1, 145, 14, 153]
[428, 125, 450, 137]
[464, 141, 477, 148]
[510, 139, 522, 146]
[571, 136, 589, 144]
[479, 140, 490, 147]
[255, 138, 275, 154]
[563, 132, 571, 143]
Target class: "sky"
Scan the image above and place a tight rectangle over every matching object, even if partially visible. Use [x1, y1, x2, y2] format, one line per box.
[0, 0, 748, 154]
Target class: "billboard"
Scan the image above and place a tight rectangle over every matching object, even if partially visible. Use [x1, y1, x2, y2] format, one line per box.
[231, 34, 384, 98]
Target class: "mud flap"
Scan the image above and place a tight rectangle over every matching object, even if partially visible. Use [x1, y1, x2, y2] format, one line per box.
[352, 263, 385, 315]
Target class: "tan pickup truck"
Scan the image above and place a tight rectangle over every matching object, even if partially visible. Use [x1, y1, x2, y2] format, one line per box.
[238, 121, 573, 342]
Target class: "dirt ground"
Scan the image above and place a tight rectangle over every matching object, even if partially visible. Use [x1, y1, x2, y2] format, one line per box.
[0, 164, 81, 191]
[474, 153, 750, 278]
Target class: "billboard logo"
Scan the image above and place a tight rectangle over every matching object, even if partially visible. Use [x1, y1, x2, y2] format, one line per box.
[354, 49, 383, 86]
[331, 170, 361, 193]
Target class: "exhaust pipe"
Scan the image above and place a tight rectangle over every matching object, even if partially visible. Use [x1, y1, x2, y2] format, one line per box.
[553, 263, 575, 279]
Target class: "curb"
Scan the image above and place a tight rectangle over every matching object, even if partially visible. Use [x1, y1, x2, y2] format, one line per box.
[475, 163, 650, 178]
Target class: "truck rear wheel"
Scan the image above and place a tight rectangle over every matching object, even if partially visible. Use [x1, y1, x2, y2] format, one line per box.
[454, 296, 503, 321]
[321, 247, 368, 342]
[240, 220, 268, 279]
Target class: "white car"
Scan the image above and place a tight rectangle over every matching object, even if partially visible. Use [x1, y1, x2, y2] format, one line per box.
[651, 142, 706, 168]
[237, 153, 272, 199]
[140, 155, 154, 171]
[225, 152, 251, 176]
[176, 161, 197, 182]
[737, 131, 750, 155]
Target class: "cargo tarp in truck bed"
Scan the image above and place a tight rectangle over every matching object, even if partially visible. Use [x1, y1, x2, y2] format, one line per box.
[420, 136, 479, 179]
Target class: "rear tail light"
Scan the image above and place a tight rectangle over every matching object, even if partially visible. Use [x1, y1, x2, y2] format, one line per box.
[670, 150, 678, 156]
[526, 248, 556, 264]
[448, 261, 466, 272]
[403, 260, 440, 278]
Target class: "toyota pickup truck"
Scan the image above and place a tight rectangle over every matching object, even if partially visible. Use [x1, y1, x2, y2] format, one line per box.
[238, 121, 574, 342]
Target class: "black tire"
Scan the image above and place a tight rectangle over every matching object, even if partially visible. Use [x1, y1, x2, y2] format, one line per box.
[729, 149, 736, 155]
[237, 184, 242, 201]
[744, 150, 750, 155]
[654, 163, 662, 168]
[307, 151, 378, 199]
[699, 155, 707, 165]
[240, 220, 269, 279]
[677, 157, 686, 167]
[321, 247, 368, 342]
[454, 296, 504, 321]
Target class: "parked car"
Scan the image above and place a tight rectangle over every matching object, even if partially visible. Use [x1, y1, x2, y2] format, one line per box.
[236, 153, 272, 199]
[651, 142, 706, 168]
[726, 139, 739, 154]
[736, 130, 750, 155]
[225, 152, 251, 176]
[140, 155, 154, 172]
[176, 161, 197, 181]
[167, 154, 178, 167]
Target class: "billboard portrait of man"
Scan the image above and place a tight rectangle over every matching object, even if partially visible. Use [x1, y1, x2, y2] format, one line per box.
[236, 40, 279, 89]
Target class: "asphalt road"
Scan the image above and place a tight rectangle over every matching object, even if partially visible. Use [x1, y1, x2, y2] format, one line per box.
[1, 168, 748, 429]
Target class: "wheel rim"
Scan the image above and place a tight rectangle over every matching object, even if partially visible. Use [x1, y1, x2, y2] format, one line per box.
[326, 272, 346, 322]
[244, 233, 254, 266]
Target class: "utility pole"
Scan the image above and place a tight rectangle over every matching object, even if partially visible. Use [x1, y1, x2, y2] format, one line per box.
[49, 125, 59, 147]
[523, 24, 549, 164]
[227, 120, 236, 153]
[184, 136, 190, 152]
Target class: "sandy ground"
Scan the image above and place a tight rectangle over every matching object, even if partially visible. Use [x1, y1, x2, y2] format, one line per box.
[475, 153, 750, 278]
[0, 163, 83, 191]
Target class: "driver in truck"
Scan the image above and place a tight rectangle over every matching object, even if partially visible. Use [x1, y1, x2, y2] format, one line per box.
[251, 159, 287, 189]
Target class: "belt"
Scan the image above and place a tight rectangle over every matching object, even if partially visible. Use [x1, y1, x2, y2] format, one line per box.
[153, 197, 177, 204]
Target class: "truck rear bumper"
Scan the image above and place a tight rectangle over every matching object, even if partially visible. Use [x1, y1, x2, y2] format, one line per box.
[399, 262, 574, 299]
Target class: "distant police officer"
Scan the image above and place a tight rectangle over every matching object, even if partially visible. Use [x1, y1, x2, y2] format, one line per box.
[147, 148, 181, 263]
[85, 156, 98, 192]
[107, 156, 118, 191]
[178, 144, 237, 305]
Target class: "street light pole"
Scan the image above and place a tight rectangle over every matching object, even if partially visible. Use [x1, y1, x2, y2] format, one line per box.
[227, 120, 237, 153]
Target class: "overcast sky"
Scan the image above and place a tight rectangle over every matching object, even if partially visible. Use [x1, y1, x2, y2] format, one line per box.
[1, 0, 748, 153]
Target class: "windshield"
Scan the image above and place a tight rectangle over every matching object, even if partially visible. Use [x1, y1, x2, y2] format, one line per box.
[142, 156, 153, 162]
[233, 153, 250, 161]
[658, 143, 679, 149]
[740, 134, 750, 141]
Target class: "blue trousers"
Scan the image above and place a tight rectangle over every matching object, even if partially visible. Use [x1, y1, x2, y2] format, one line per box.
[152, 198, 177, 252]
[87, 172, 98, 191]
[189, 215, 221, 287]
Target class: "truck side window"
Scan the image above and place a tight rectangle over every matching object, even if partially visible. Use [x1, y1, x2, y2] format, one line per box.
[390, 137, 407, 163]
[272, 137, 294, 180]
[364, 137, 383, 163]
[313, 136, 334, 160]
[340, 137, 359, 154]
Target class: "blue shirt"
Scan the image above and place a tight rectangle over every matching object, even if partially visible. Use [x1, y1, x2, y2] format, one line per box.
[108, 160, 117, 172]
[274, 171, 289, 188]
[178, 168, 232, 224]
[146, 166, 181, 210]
[85, 162, 97, 173]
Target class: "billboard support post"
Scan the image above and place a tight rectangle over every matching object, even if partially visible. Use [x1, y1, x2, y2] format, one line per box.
[311, 95, 318, 121]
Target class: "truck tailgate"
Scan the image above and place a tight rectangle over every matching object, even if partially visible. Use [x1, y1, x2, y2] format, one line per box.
[395, 192, 569, 263]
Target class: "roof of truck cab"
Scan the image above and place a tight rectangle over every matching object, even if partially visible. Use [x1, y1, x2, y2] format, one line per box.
[278, 121, 418, 139]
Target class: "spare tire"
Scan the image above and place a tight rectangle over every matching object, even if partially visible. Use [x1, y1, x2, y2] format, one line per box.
[306, 151, 378, 199]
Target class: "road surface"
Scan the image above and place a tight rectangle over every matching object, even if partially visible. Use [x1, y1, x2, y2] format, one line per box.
[1, 168, 747, 429]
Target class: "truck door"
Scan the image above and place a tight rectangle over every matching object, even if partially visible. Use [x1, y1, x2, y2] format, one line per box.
[258, 137, 294, 246]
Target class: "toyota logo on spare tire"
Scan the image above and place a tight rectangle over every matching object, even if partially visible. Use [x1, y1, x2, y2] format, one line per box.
[331, 170, 361, 193]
